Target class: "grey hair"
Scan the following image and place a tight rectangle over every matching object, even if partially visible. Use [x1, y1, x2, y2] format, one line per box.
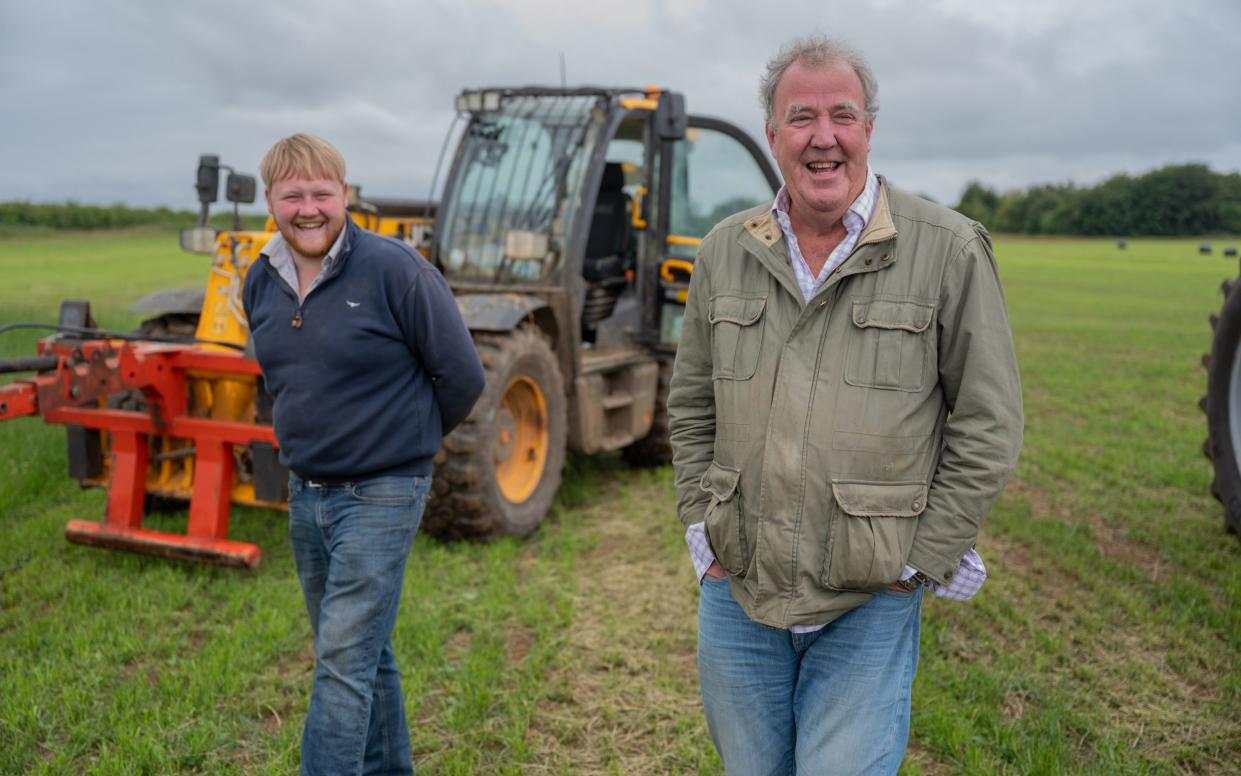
[760, 35, 879, 128]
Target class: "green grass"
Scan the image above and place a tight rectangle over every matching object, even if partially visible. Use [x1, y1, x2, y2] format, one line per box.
[1, 230, 1240, 773]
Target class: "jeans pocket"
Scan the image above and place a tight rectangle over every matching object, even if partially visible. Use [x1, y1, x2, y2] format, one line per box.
[350, 476, 418, 505]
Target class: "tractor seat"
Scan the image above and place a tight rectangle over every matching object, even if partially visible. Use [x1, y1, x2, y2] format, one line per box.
[582, 163, 631, 284]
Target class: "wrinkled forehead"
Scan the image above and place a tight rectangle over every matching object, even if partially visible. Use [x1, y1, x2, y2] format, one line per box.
[776, 60, 864, 101]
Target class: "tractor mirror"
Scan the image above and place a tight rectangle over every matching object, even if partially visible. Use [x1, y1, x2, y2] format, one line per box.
[655, 92, 687, 141]
[196, 155, 221, 204]
[226, 173, 257, 204]
[180, 225, 219, 254]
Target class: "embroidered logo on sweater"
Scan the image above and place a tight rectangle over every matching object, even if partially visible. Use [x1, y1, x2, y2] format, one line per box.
[346, 301, 360, 308]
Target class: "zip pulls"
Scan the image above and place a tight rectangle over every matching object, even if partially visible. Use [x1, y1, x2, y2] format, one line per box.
[261, 230, 352, 332]
[264, 257, 316, 331]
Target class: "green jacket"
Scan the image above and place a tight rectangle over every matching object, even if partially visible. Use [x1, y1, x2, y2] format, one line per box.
[668, 179, 1023, 629]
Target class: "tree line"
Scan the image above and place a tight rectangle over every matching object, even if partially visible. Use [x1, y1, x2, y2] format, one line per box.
[954, 164, 1241, 236]
[0, 201, 267, 232]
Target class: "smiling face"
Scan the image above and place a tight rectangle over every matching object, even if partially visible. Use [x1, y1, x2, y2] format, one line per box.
[265, 175, 348, 262]
[766, 59, 873, 230]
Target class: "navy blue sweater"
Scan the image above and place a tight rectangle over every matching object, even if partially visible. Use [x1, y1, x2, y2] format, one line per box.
[242, 221, 485, 479]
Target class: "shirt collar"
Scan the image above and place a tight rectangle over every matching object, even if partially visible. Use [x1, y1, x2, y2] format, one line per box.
[261, 220, 349, 275]
[771, 166, 879, 232]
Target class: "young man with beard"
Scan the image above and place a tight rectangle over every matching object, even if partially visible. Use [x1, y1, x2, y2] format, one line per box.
[243, 133, 485, 776]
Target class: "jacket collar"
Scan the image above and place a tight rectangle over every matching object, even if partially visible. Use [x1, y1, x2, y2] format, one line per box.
[855, 177, 896, 248]
[743, 175, 896, 247]
[739, 177, 898, 303]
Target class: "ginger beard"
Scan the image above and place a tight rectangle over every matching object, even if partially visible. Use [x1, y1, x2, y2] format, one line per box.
[266, 176, 349, 261]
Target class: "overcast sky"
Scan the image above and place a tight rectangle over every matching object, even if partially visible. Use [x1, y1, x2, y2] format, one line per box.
[2, 0, 1238, 210]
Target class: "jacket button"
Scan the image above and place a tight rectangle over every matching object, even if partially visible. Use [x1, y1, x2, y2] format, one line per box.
[912, 500, 922, 510]
[865, 258, 873, 265]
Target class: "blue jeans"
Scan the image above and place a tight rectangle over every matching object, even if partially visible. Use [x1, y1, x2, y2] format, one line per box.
[697, 577, 923, 776]
[288, 473, 431, 776]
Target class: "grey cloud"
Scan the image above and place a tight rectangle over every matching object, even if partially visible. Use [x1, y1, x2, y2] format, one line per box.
[1, 0, 1238, 209]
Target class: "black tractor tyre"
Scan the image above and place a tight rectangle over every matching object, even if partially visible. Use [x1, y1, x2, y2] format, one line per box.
[1203, 276, 1241, 537]
[137, 313, 201, 341]
[424, 328, 567, 540]
[621, 356, 674, 468]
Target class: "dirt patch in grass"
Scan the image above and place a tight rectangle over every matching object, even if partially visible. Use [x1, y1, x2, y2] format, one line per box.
[905, 740, 954, 775]
[443, 628, 472, 660]
[505, 623, 533, 665]
[274, 641, 314, 682]
[1087, 513, 1166, 580]
[258, 703, 286, 735]
[526, 470, 708, 774]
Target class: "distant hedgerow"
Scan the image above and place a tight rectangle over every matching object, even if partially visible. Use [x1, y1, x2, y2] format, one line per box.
[955, 163, 1241, 237]
[0, 201, 266, 231]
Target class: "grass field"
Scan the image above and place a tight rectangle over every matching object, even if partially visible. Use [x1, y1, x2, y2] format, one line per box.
[1, 228, 1240, 774]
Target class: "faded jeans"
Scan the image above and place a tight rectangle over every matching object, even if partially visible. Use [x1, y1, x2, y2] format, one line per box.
[288, 473, 431, 776]
[697, 576, 923, 776]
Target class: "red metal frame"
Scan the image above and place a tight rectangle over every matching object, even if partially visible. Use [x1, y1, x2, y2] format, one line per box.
[1, 339, 277, 567]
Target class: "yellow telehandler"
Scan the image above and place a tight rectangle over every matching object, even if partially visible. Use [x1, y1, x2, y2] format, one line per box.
[0, 85, 779, 564]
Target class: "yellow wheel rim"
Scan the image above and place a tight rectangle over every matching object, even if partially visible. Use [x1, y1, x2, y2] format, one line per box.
[494, 375, 549, 504]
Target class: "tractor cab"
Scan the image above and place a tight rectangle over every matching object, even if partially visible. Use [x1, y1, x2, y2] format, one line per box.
[426, 86, 779, 537]
[434, 86, 778, 350]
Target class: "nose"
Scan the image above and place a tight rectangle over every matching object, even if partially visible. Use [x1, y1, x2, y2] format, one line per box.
[809, 117, 837, 149]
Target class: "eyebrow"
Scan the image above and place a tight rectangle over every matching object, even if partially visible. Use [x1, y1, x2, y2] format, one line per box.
[783, 103, 814, 120]
[783, 100, 862, 121]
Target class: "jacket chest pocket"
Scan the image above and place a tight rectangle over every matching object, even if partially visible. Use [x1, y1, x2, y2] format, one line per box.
[844, 298, 934, 392]
[709, 294, 767, 381]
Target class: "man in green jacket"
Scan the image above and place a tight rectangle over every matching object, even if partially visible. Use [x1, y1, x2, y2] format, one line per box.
[668, 35, 1022, 775]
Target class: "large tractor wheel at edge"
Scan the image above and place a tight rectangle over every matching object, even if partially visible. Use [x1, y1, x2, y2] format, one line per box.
[1203, 275, 1241, 537]
[424, 327, 567, 540]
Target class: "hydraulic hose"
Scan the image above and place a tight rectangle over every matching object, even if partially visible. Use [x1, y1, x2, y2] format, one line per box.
[0, 322, 245, 351]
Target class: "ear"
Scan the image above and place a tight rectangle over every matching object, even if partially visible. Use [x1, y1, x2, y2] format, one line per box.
[765, 120, 776, 152]
[264, 188, 274, 216]
[865, 118, 874, 150]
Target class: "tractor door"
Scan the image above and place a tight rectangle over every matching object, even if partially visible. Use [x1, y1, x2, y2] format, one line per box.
[646, 117, 780, 347]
